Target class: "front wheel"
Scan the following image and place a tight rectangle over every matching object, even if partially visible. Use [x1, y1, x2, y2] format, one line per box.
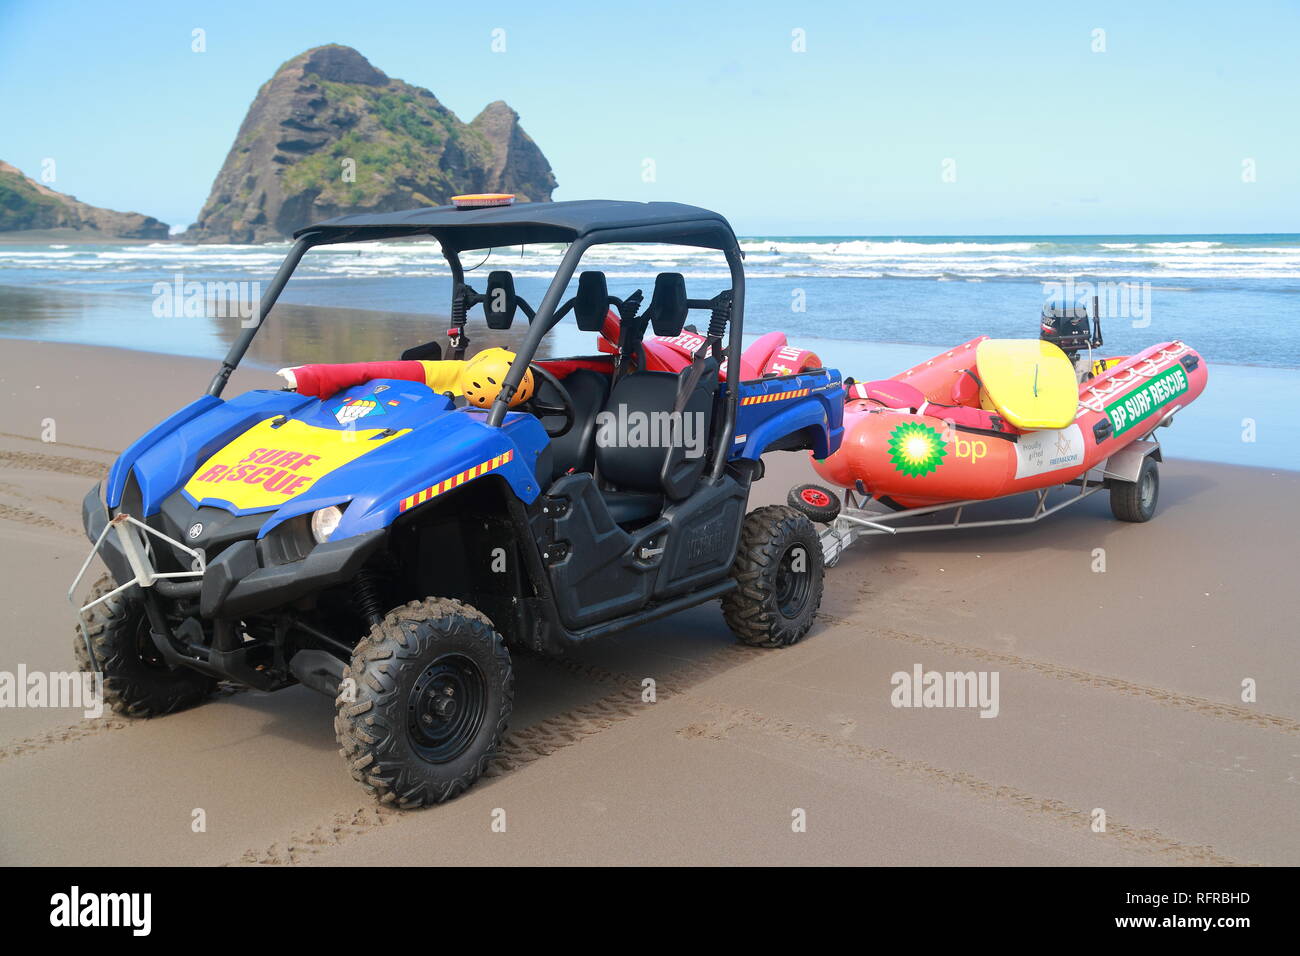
[336, 597, 513, 808]
[1110, 457, 1160, 522]
[73, 574, 217, 717]
[722, 506, 825, 648]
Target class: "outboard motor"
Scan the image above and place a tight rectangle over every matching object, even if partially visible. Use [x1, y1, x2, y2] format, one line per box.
[1042, 293, 1104, 381]
[1040, 296, 1095, 357]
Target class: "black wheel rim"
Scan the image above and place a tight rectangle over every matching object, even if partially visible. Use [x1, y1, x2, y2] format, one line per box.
[775, 544, 814, 619]
[407, 653, 488, 764]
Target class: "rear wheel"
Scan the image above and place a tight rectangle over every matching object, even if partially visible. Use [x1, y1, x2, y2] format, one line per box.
[73, 574, 217, 717]
[336, 598, 513, 807]
[1110, 457, 1160, 522]
[722, 506, 824, 648]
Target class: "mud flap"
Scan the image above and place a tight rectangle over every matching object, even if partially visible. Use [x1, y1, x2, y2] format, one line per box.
[1102, 439, 1162, 483]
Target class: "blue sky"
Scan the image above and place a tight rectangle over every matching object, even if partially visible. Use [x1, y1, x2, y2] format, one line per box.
[1, 0, 1296, 235]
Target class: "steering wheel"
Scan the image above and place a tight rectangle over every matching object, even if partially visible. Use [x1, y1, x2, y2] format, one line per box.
[525, 363, 576, 438]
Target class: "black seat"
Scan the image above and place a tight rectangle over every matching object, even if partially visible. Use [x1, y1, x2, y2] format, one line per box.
[536, 368, 610, 483]
[594, 364, 716, 509]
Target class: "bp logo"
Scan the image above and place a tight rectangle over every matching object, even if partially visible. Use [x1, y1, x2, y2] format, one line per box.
[887, 421, 948, 477]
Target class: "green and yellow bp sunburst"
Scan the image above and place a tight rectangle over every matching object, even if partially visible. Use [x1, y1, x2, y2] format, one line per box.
[887, 421, 947, 477]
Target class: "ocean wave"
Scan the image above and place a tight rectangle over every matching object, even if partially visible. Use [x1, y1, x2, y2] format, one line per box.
[3, 236, 1299, 285]
[738, 238, 1043, 255]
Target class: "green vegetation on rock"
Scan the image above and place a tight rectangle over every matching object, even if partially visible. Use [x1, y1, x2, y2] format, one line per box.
[0, 160, 170, 237]
[186, 44, 556, 243]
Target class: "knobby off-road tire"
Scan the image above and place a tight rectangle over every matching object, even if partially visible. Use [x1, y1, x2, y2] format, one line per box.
[336, 597, 513, 808]
[1110, 457, 1160, 523]
[72, 573, 217, 717]
[722, 505, 825, 648]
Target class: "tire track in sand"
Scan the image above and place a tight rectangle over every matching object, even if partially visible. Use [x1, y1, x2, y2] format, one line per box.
[0, 454, 97, 535]
[819, 614, 1300, 736]
[229, 644, 763, 864]
[232, 633, 1249, 866]
[0, 449, 108, 480]
[0, 502, 81, 536]
[676, 699, 1247, 866]
[0, 685, 247, 764]
[0, 717, 131, 761]
[0, 432, 118, 457]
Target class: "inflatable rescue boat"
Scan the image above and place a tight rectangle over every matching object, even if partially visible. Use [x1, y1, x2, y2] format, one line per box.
[812, 323, 1207, 510]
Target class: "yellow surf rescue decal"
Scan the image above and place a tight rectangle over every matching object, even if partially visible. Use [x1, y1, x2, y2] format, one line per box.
[399, 450, 514, 512]
[740, 387, 810, 406]
[184, 418, 408, 511]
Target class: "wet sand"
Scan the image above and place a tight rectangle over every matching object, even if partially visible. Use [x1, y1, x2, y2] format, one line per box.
[1, 339, 1296, 865]
[0, 229, 168, 245]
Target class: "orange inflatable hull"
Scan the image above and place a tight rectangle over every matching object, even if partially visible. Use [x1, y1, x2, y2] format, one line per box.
[812, 340, 1207, 507]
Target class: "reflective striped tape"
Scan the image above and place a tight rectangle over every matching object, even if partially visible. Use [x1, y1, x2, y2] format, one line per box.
[740, 387, 811, 406]
[399, 450, 514, 512]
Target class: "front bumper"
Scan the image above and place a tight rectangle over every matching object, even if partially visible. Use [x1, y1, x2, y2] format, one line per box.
[77, 483, 385, 619]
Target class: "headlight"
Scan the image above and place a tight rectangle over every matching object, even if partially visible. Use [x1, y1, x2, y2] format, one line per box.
[310, 505, 345, 543]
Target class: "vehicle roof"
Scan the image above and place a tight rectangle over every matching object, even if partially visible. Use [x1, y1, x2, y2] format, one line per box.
[295, 199, 738, 252]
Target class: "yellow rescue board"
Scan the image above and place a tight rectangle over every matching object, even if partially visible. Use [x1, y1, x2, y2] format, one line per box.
[183, 418, 408, 511]
[974, 339, 1079, 429]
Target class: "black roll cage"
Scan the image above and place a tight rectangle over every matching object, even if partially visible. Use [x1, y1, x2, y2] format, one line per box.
[206, 216, 746, 482]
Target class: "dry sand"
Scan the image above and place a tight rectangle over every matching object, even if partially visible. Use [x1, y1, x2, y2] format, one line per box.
[0, 338, 1296, 866]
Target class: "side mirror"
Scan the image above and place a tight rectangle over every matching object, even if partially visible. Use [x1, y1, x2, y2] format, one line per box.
[574, 271, 609, 332]
[646, 272, 688, 336]
[484, 270, 517, 329]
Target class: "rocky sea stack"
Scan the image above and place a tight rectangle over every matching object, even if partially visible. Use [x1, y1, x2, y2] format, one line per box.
[184, 45, 557, 243]
[0, 160, 170, 238]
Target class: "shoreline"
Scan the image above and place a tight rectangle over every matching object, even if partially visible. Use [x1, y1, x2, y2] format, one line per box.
[1, 280, 1299, 373]
[0, 228, 171, 245]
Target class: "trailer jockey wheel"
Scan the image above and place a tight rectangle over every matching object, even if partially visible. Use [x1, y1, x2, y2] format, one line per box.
[788, 483, 842, 523]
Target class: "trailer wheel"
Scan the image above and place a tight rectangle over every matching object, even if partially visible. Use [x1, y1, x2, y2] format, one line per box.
[73, 574, 217, 717]
[788, 483, 841, 523]
[336, 597, 512, 808]
[723, 506, 824, 648]
[1110, 457, 1160, 522]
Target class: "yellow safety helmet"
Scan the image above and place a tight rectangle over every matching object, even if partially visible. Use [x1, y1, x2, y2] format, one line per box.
[459, 348, 534, 409]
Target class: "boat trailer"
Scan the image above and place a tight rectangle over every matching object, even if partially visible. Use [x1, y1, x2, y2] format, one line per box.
[802, 437, 1163, 567]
